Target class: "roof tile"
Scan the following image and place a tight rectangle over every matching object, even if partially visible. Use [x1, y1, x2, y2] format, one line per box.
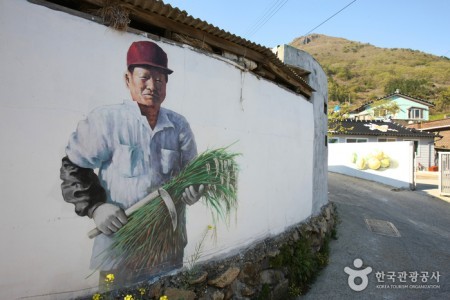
[332, 119, 436, 138]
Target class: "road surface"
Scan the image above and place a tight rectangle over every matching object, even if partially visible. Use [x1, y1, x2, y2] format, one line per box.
[301, 172, 450, 299]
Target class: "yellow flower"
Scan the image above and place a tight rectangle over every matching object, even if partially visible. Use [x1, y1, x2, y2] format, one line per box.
[207, 225, 215, 230]
[159, 296, 168, 300]
[105, 273, 115, 283]
[138, 288, 146, 295]
[92, 293, 102, 300]
[124, 295, 134, 300]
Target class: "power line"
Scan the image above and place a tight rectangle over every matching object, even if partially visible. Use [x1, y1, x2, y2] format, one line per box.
[302, 0, 357, 38]
[246, 0, 288, 37]
[245, 0, 289, 38]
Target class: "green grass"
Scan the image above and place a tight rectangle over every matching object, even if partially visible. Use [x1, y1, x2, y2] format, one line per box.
[429, 112, 450, 121]
[269, 234, 333, 297]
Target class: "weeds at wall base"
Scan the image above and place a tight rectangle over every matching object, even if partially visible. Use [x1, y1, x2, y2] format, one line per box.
[270, 233, 334, 297]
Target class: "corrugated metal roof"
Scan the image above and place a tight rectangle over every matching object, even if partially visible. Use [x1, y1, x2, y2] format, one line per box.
[122, 1, 282, 56]
[78, 0, 314, 97]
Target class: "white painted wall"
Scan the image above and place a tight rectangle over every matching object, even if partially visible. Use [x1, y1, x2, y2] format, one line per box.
[274, 45, 329, 215]
[0, 1, 315, 299]
[332, 135, 435, 169]
[328, 141, 415, 188]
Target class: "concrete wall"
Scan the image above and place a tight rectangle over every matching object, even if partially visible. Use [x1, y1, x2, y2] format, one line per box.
[274, 44, 329, 215]
[0, 1, 322, 299]
[328, 141, 415, 188]
[332, 135, 435, 169]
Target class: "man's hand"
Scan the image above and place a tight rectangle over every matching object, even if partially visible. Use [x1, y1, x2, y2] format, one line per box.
[181, 184, 205, 205]
[92, 203, 128, 235]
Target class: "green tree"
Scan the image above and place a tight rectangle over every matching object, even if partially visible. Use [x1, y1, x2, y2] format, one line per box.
[433, 87, 450, 111]
[328, 103, 352, 135]
[329, 80, 353, 103]
[384, 78, 431, 98]
[371, 99, 401, 118]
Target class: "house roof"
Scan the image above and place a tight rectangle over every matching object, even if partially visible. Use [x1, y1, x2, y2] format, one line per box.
[331, 119, 437, 138]
[38, 0, 313, 98]
[407, 118, 450, 131]
[351, 92, 434, 113]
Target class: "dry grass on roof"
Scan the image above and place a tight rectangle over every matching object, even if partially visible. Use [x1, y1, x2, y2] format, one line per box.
[95, 0, 131, 31]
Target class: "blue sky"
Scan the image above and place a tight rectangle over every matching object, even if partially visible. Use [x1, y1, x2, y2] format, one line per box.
[162, 0, 450, 58]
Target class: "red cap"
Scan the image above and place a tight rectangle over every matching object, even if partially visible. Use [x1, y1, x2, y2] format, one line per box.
[126, 41, 173, 74]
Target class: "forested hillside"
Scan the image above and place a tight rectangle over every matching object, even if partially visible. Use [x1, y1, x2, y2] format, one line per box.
[290, 34, 450, 118]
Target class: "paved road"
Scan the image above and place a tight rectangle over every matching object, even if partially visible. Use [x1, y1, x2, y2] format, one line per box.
[415, 171, 450, 204]
[301, 172, 450, 299]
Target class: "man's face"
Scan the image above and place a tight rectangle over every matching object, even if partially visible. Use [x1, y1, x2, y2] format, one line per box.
[126, 66, 167, 108]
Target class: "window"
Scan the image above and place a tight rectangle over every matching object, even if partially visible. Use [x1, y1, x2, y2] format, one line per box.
[408, 108, 423, 119]
[346, 138, 368, 143]
[378, 138, 397, 142]
[404, 139, 420, 157]
[328, 137, 339, 144]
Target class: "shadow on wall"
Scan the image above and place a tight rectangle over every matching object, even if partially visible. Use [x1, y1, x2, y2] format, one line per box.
[328, 166, 413, 190]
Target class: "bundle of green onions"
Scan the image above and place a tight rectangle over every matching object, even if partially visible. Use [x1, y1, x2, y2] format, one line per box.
[97, 147, 240, 272]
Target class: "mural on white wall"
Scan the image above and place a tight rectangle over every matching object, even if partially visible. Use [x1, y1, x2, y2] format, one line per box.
[363, 123, 398, 133]
[329, 141, 414, 189]
[60, 41, 239, 286]
[351, 149, 398, 171]
[0, 2, 319, 299]
[341, 124, 400, 171]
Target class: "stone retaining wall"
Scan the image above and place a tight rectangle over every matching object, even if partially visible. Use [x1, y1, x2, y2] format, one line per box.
[89, 202, 337, 300]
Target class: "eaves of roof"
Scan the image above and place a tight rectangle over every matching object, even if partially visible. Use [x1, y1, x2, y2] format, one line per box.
[379, 92, 435, 107]
[413, 125, 450, 131]
[351, 92, 434, 113]
[407, 119, 450, 131]
[340, 131, 436, 138]
[330, 119, 437, 138]
[35, 0, 314, 98]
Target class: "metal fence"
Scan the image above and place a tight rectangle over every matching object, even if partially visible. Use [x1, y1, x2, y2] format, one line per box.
[439, 152, 450, 195]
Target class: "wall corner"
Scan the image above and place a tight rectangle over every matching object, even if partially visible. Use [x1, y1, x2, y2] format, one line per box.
[275, 44, 329, 214]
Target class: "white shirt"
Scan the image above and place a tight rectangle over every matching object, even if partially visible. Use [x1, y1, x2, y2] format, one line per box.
[66, 100, 197, 269]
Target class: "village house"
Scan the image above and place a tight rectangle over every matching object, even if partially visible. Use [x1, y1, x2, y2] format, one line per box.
[329, 119, 437, 170]
[349, 90, 435, 122]
[407, 118, 450, 152]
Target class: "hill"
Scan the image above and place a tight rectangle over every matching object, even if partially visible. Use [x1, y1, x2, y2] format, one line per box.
[290, 34, 450, 117]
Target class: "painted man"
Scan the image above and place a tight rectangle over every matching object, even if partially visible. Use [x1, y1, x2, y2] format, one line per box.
[60, 41, 204, 284]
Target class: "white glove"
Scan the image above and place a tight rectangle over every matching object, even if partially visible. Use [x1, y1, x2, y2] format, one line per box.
[181, 184, 205, 206]
[92, 203, 128, 235]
